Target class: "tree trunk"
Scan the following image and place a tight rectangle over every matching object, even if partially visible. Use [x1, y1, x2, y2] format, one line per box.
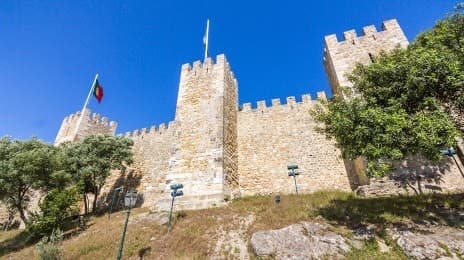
[406, 182, 419, 195]
[92, 188, 99, 213]
[417, 176, 423, 194]
[17, 206, 27, 230]
[83, 193, 88, 215]
[16, 187, 28, 229]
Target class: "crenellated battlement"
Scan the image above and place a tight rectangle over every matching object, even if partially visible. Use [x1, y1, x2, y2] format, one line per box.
[123, 121, 177, 138]
[179, 54, 237, 86]
[324, 19, 403, 47]
[239, 91, 327, 112]
[62, 109, 117, 128]
[55, 108, 118, 144]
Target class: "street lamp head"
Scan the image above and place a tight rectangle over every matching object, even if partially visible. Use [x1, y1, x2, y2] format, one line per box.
[124, 189, 138, 208]
[287, 164, 298, 170]
[170, 183, 184, 190]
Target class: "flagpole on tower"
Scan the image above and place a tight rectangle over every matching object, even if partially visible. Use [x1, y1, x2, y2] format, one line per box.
[73, 73, 99, 140]
[203, 19, 210, 61]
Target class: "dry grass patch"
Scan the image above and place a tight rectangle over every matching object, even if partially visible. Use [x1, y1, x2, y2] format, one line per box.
[4, 191, 461, 259]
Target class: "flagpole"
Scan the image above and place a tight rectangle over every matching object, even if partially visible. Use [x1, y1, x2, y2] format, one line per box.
[73, 73, 99, 140]
[204, 19, 209, 61]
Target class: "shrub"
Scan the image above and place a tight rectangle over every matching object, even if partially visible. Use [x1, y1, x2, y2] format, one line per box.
[36, 229, 63, 260]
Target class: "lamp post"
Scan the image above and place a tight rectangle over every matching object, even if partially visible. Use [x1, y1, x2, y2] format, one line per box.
[117, 189, 138, 260]
[168, 183, 184, 233]
[440, 148, 464, 177]
[108, 186, 123, 219]
[288, 164, 300, 195]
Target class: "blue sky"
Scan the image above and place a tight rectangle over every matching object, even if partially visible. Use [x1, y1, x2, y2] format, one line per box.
[0, 0, 458, 142]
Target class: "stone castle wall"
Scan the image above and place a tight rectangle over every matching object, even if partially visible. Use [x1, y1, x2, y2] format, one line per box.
[49, 19, 463, 215]
[323, 19, 409, 96]
[100, 122, 177, 209]
[237, 92, 351, 196]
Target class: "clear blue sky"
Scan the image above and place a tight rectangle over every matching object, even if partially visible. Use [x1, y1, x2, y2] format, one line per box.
[0, 0, 458, 142]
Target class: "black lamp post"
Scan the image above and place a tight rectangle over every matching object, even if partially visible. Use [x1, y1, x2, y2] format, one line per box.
[288, 164, 300, 195]
[117, 189, 138, 260]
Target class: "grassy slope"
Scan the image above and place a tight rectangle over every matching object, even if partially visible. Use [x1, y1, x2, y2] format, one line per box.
[2, 191, 464, 259]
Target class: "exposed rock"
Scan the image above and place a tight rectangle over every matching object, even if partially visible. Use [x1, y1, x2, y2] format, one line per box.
[251, 222, 350, 259]
[389, 226, 464, 259]
[212, 214, 255, 260]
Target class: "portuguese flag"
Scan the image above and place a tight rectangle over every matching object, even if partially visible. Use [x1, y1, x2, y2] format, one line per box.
[93, 79, 104, 103]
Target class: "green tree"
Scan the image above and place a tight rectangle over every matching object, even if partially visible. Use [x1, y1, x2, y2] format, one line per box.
[28, 188, 79, 237]
[63, 135, 133, 214]
[314, 8, 463, 179]
[0, 137, 64, 227]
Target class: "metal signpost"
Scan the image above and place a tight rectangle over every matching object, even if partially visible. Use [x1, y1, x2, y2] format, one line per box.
[287, 164, 300, 195]
[440, 148, 464, 177]
[168, 183, 184, 233]
[108, 186, 123, 219]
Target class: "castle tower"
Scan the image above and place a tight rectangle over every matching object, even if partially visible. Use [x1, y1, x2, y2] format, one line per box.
[323, 19, 409, 96]
[160, 54, 239, 209]
[55, 108, 117, 144]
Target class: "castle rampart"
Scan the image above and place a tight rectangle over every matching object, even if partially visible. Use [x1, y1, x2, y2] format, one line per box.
[237, 92, 352, 195]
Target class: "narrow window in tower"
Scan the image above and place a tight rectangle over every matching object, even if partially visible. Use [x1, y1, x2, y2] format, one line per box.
[372, 35, 376, 40]
[351, 39, 355, 45]
[368, 53, 375, 63]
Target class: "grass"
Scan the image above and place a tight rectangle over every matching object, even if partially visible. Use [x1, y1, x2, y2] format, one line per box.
[318, 192, 464, 230]
[1, 191, 464, 259]
[345, 238, 408, 260]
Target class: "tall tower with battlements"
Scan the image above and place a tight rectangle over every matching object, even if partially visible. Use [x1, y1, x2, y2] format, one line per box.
[323, 19, 409, 96]
[159, 54, 239, 209]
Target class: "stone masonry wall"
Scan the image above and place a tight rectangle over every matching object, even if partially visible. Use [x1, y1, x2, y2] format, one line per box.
[100, 122, 177, 209]
[223, 62, 239, 198]
[237, 92, 351, 196]
[323, 19, 409, 96]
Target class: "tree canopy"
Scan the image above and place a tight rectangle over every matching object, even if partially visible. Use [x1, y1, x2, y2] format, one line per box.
[0, 134, 133, 234]
[0, 137, 63, 226]
[63, 135, 133, 214]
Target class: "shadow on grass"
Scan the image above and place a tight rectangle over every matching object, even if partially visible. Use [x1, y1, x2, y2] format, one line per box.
[0, 231, 38, 257]
[0, 214, 97, 257]
[318, 193, 464, 229]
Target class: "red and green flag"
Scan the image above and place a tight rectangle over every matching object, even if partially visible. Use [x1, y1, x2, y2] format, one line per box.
[93, 79, 104, 103]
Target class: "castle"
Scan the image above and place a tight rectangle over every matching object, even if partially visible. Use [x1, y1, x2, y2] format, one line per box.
[55, 19, 464, 210]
